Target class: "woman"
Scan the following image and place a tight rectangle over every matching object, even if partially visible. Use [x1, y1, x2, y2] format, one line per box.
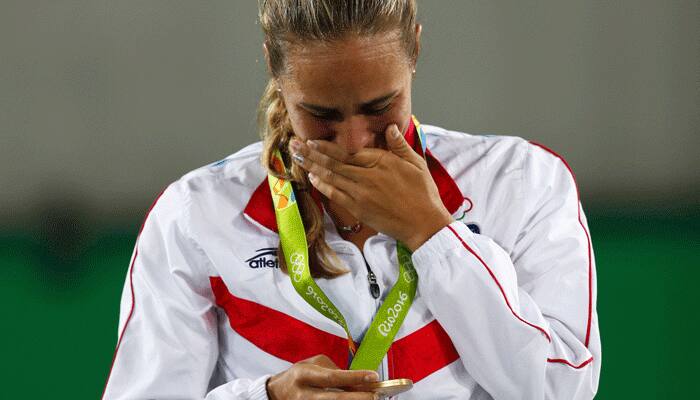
[102, 1, 600, 399]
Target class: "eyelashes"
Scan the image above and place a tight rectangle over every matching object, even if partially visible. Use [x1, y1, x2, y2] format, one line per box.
[366, 103, 393, 116]
[310, 103, 393, 121]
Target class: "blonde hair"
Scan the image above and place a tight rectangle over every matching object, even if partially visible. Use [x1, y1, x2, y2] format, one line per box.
[257, 0, 418, 278]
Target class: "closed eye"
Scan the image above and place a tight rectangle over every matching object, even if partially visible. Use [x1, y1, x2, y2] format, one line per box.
[311, 103, 392, 121]
[310, 111, 332, 119]
[365, 103, 393, 116]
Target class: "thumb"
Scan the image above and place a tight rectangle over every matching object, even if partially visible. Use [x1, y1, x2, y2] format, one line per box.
[386, 124, 420, 164]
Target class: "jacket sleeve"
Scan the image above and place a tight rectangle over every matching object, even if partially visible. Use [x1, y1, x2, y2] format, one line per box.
[411, 143, 601, 399]
[101, 181, 271, 400]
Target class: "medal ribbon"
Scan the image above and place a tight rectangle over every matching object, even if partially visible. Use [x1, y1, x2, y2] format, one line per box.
[267, 116, 426, 371]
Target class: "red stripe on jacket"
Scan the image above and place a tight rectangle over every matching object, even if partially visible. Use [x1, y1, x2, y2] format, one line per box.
[528, 141, 593, 348]
[387, 320, 460, 382]
[210, 277, 459, 381]
[210, 276, 351, 369]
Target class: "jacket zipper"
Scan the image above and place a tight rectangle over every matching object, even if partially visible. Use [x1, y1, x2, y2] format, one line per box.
[365, 259, 381, 300]
[364, 258, 389, 382]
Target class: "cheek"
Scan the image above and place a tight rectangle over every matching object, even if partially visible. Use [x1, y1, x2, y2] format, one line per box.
[292, 118, 333, 140]
[367, 104, 410, 134]
[287, 113, 334, 141]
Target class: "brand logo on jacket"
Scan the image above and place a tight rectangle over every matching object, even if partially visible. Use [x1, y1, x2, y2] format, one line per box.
[246, 247, 279, 269]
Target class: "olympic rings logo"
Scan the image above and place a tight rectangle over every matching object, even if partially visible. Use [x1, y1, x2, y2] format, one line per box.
[403, 269, 416, 283]
[398, 253, 416, 283]
[290, 252, 305, 282]
[398, 253, 412, 266]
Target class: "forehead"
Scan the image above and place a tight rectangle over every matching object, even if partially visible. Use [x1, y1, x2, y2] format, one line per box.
[287, 32, 406, 66]
[281, 33, 409, 102]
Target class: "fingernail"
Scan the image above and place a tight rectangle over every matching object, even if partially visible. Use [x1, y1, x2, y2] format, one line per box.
[292, 153, 304, 164]
[308, 173, 317, 183]
[290, 139, 302, 151]
[391, 125, 401, 138]
[364, 371, 379, 382]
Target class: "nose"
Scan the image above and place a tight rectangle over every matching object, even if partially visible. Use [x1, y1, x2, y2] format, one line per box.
[332, 116, 376, 154]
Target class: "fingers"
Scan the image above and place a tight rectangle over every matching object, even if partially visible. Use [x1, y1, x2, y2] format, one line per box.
[298, 354, 340, 370]
[290, 137, 384, 169]
[306, 139, 351, 163]
[313, 389, 379, 400]
[346, 149, 386, 168]
[305, 141, 353, 175]
[274, 355, 380, 399]
[305, 139, 386, 168]
[299, 364, 379, 388]
[300, 155, 356, 192]
[291, 138, 352, 171]
[384, 124, 424, 167]
[290, 140, 363, 189]
[307, 172, 355, 210]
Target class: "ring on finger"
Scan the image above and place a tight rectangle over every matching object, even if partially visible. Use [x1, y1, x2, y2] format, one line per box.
[292, 153, 304, 165]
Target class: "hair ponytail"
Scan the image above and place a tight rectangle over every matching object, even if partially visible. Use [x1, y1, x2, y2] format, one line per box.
[258, 79, 349, 278]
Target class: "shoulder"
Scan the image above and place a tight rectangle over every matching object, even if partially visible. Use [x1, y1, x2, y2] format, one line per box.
[177, 141, 266, 196]
[134, 142, 267, 276]
[520, 141, 582, 215]
[144, 141, 266, 234]
[176, 141, 266, 208]
[420, 121, 579, 206]
[422, 122, 575, 177]
[420, 123, 532, 194]
[421, 123, 532, 172]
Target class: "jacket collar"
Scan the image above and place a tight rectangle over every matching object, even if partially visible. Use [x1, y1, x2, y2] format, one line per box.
[244, 117, 464, 233]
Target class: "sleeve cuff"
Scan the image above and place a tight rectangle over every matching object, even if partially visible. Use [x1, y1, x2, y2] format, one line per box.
[248, 374, 272, 400]
[411, 220, 473, 267]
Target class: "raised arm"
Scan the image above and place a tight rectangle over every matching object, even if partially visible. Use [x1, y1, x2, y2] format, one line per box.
[410, 143, 601, 399]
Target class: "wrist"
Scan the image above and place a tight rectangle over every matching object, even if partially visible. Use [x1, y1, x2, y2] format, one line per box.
[265, 375, 278, 400]
[405, 210, 454, 252]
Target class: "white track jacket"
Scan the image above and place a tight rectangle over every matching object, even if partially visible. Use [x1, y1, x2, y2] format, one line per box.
[102, 119, 601, 399]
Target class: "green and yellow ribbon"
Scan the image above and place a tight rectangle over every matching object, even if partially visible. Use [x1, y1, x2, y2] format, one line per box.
[267, 116, 426, 371]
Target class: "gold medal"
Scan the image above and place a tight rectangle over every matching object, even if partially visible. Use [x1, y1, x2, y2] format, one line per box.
[350, 378, 413, 398]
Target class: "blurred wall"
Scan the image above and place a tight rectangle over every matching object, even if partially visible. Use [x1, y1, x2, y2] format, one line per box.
[1, 0, 698, 224]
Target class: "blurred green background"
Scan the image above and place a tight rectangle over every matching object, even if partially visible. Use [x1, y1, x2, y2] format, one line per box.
[1, 1, 698, 398]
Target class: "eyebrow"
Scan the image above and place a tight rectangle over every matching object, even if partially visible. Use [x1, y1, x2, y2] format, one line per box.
[300, 90, 399, 114]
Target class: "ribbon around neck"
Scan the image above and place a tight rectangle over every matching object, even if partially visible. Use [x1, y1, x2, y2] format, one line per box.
[267, 116, 426, 371]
